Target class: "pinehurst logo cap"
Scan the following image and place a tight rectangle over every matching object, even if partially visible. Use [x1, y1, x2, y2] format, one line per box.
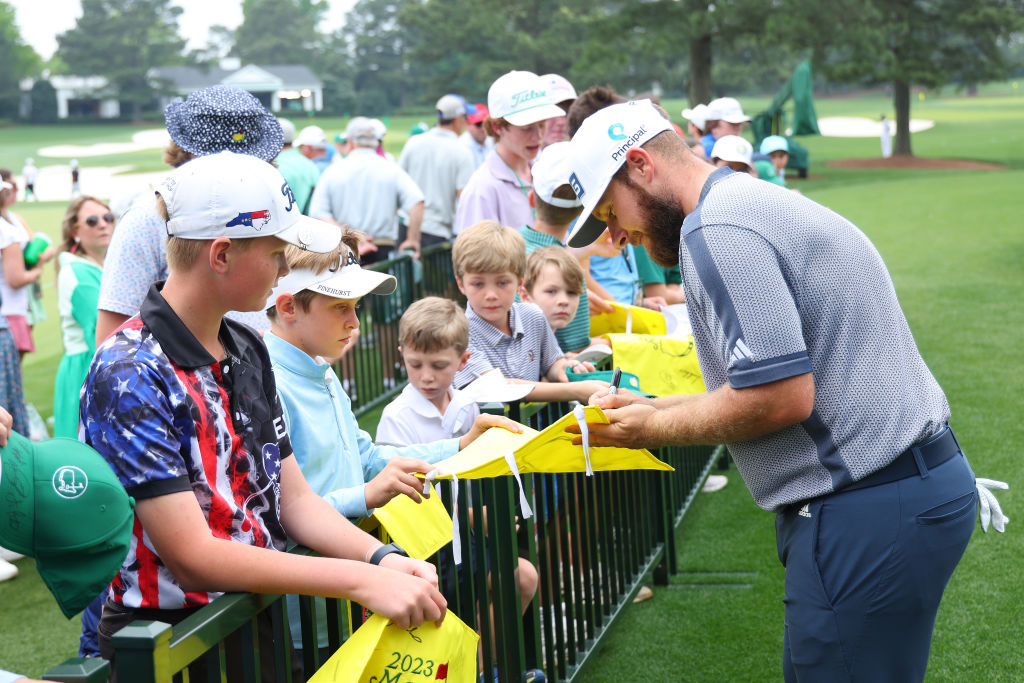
[266, 246, 397, 310]
[565, 100, 673, 248]
[156, 151, 341, 253]
[0, 431, 135, 618]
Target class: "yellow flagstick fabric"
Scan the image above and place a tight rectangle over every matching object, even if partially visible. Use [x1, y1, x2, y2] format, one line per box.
[372, 482, 452, 560]
[426, 405, 672, 480]
[589, 300, 668, 337]
[308, 612, 479, 682]
[603, 333, 706, 397]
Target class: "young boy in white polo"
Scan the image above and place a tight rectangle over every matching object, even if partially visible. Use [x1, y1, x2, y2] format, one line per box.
[376, 297, 480, 446]
[79, 151, 447, 678]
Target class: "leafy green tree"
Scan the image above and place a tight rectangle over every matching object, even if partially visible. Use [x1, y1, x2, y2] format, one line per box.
[783, 0, 1024, 155]
[29, 79, 58, 123]
[400, 0, 598, 106]
[0, 1, 42, 119]
[314, 29, 357, 115]
[55, 0, 187, 121]
[346, 0, 416, 113]
[231, 0, 326, 65]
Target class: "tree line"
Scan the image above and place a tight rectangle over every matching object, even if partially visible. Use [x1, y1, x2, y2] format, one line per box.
[1, 0, 1022, 155]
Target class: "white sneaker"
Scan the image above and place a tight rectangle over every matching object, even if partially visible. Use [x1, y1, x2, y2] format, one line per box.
[0, 558, 18, 582]
[0, 546, 24, 562]
[702, 474, 728, 493]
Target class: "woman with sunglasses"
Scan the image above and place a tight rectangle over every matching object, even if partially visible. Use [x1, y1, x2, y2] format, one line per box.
[53, 196, 115, 439]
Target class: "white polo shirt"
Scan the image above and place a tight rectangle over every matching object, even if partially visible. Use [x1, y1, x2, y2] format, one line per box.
[376, 383, 479, 446]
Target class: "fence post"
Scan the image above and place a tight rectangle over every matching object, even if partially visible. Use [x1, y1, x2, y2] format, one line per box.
[42, 657, 110, 683]
[110, 620, 172, 683]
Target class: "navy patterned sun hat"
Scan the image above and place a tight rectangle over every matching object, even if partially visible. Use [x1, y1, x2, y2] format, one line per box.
[164, 85, 283, 162]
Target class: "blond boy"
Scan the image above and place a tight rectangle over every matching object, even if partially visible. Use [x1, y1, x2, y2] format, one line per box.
[376, 297, 480, 446]
[80, 152, 445, 671]
[520, 246, 586, 335]
[452, 220, 606, 402]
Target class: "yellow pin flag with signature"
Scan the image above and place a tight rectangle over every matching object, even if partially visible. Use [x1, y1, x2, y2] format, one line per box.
[308, 612, 479, 682]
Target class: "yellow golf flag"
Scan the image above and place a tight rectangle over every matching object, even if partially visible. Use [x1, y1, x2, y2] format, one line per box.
[427, 405, 672, 480]
[308, 612, 479, 682]
[372, 482, 451, 560]
[590, 300, 668, 337]
[605, 333, 706, 397]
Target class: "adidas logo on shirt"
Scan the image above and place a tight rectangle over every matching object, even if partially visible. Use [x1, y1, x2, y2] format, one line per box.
[730, 338, 753, 365]
[798, 504, 811, 518]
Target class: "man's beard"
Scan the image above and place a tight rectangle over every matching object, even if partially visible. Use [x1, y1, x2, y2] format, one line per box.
[633, 184, 686, 268]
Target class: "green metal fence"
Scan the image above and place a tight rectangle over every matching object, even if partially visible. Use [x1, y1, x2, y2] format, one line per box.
[43, 245, 722, 682]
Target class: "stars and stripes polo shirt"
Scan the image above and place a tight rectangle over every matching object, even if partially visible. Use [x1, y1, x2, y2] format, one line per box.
[80, 284, 292, 610]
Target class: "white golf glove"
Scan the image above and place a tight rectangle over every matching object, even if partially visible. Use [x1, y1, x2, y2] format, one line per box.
[976, 478, 1009, 533]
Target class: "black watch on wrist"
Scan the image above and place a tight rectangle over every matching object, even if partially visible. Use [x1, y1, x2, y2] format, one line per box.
[369, 542, 409, 565]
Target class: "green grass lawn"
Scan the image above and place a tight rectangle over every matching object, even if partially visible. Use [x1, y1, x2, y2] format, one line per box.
[2, 85, 1023, 680]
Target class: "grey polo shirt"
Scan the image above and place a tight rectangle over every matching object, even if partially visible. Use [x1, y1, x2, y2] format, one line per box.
[309, 147, 424, 241]
[682, 168, 949, 511]
[455, 302, 563, 388]
[399, 127, 474, 240]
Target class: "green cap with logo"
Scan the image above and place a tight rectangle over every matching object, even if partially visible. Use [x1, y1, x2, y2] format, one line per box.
[0, 431, 135, 618]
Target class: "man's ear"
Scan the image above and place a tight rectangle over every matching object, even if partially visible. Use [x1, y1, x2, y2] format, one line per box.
[208, 237, 232, 274]
[625, 147, 654, 182]
[528, 189, 537, 209]
[457, 349, 471, 371]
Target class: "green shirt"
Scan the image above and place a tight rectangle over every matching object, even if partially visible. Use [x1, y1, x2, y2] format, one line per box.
[519, 226, 591, 352]
[634, 245, 682, 286]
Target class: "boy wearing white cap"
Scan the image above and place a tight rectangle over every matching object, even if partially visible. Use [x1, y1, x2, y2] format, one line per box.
[79, 151, 448, 676]
[702, 96, 751, 156]
[263, 236, 518, 664]
[518, 142, 591, 352]
[710, 135, 758, 175]
[454, 70, 566, 235]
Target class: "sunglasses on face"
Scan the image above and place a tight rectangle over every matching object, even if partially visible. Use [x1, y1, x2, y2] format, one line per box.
[84, 213, 115, 227]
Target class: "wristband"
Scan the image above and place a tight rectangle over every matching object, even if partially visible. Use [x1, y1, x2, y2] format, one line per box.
[368, 542, 409, 565]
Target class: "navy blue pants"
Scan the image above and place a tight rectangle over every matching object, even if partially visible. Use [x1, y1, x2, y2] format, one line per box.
[776, 451, 976, 682]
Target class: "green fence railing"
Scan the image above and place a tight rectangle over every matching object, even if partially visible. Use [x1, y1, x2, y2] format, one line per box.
[43, 242, 723, 681]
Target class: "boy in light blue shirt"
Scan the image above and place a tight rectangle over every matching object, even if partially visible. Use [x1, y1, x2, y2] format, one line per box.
[264, 236, 518, 662]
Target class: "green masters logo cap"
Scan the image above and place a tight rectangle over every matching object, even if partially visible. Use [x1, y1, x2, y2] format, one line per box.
[0, 431, 135, 618]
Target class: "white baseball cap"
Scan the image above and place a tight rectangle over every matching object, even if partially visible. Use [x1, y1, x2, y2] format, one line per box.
[277, 118, 296, 145]
[294, 125, 328, 148]
[681, 103, 709, 131]
[345, 117, 378, 146]
[488, 71, 566, 126]
[564, 100, 673, 248]
[542, 73, 577, 106]
[706, 97, 751, 124]
[710, 135, 754, 169]
[266, 246, 396, 309]
[156, 150, 341, 253]
[531, 142, 582, 208]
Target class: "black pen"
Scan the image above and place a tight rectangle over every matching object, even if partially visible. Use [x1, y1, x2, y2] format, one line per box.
[609, 367, 622, 395]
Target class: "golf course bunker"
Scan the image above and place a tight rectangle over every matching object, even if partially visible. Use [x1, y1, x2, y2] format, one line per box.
[38, 129, 170, 158]
[817, 116, 935, 138]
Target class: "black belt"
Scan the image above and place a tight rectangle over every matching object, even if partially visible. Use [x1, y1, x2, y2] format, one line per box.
[843, 425, 961, 494]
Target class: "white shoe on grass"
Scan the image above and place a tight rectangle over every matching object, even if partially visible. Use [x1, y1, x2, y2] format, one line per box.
[0, 546, 24, 562]
[702, 474, 728, 493]
[0, 557, 18, 582]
